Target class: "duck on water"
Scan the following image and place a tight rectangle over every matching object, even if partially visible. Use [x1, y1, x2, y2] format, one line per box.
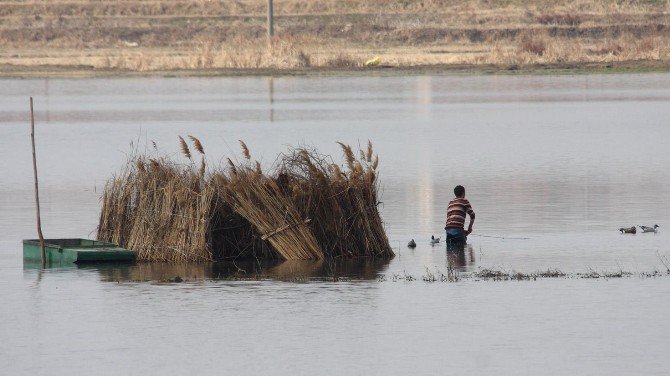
[639, 224, 659, 233]
[619, 225, 660, 234]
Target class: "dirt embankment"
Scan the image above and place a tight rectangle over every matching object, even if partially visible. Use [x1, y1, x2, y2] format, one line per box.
[1, 0, 670, 77]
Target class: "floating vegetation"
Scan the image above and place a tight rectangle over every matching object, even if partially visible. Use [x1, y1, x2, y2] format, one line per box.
[535, 269, 566, 278]
[387, 265, 670, 283]
[97, 138, 393, 262]
[422, 267, 436, 282]
[473, 267, 635, 281]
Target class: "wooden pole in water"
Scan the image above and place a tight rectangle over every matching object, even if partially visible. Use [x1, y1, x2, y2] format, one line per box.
[30, 97, 46, 267]
[267, 0, 274, 38]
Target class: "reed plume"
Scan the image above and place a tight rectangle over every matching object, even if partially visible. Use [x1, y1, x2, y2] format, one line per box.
[188, 135, 205, 155]
[337, 142, 356, 171]
[178, 136, 191, 160]
[239, 140, 251, 160]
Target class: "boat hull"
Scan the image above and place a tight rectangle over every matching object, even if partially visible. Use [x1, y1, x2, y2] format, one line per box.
[23, 238, 135, 265]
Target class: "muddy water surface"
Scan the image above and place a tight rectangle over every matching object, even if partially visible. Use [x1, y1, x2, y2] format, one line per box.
[1, 74, 669, 374]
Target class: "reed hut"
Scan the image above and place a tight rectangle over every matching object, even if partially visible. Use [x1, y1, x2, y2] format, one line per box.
[97, 138, 393, 262]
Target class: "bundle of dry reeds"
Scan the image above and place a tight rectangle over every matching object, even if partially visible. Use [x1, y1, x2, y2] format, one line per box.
[276, 142, 392, 258]
[97, 137, 393, 262]
[215, 141, 323, 260]
[97, 156, 216, 262]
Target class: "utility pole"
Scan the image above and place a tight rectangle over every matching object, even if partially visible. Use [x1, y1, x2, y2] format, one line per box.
[267, 0, 274, 38]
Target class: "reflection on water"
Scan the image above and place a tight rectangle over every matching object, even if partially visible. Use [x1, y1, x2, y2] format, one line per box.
[83, 258, 391, 282]
[23, 257, 392, 282]
[23, 258, 390, 282]
[446, 244, 476, 271]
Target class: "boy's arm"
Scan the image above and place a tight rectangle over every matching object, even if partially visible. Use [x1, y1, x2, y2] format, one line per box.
[466, 212, 475, 234]
[466, 203, 475, 234]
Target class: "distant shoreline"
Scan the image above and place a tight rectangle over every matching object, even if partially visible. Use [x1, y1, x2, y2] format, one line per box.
[3, 60, 670, 79]
[4, 1, 670, 79]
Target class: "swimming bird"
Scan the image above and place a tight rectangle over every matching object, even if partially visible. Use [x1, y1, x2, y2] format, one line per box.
[430, 235, 441, 245]
[407, 239, 416, 248]
[638, 224, 659, 233]
[619, 226, 636, 234]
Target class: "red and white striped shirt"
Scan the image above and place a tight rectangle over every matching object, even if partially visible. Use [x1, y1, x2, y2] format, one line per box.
[445, 198, 474, 229]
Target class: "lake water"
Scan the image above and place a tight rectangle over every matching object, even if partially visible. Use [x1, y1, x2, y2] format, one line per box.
[1, 74, 669, 374]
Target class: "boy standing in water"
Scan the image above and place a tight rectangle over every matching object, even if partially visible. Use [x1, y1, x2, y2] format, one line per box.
[445, 185, 475, 244]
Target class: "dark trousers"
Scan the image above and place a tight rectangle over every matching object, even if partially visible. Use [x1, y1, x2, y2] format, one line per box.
[445, 227, 467, 247]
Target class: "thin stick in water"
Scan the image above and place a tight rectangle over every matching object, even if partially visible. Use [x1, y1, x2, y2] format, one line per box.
[30, 97, 46, 267]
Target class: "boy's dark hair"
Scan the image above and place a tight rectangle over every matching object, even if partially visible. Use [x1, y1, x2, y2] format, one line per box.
[454, 185, 465, 197]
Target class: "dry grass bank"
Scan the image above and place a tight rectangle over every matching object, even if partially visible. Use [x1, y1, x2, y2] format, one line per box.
[1, 0, 670, 74]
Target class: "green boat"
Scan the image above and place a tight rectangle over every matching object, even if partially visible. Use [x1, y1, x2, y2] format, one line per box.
[23, 238, 135, 265]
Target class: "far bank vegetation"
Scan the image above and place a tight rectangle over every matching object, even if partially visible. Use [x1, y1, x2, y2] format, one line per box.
[1, 0, 669, 71]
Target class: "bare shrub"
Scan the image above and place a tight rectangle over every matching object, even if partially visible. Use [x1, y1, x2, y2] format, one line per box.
[543, 39, 584, 62]
[190, 41, 215, 69]
[297, 50, 311, 67]
[267, 39, 312, 68]
[218, 38, 263, 68]
[590, 40, 623, 56]
[517, 33, 547, 56]
[325, 53, 359, 68]
[213, 37, 311, 69]
[134, 52, 153, 71]
[637, 36, 657, 53]
[481, 41, 519, 65]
